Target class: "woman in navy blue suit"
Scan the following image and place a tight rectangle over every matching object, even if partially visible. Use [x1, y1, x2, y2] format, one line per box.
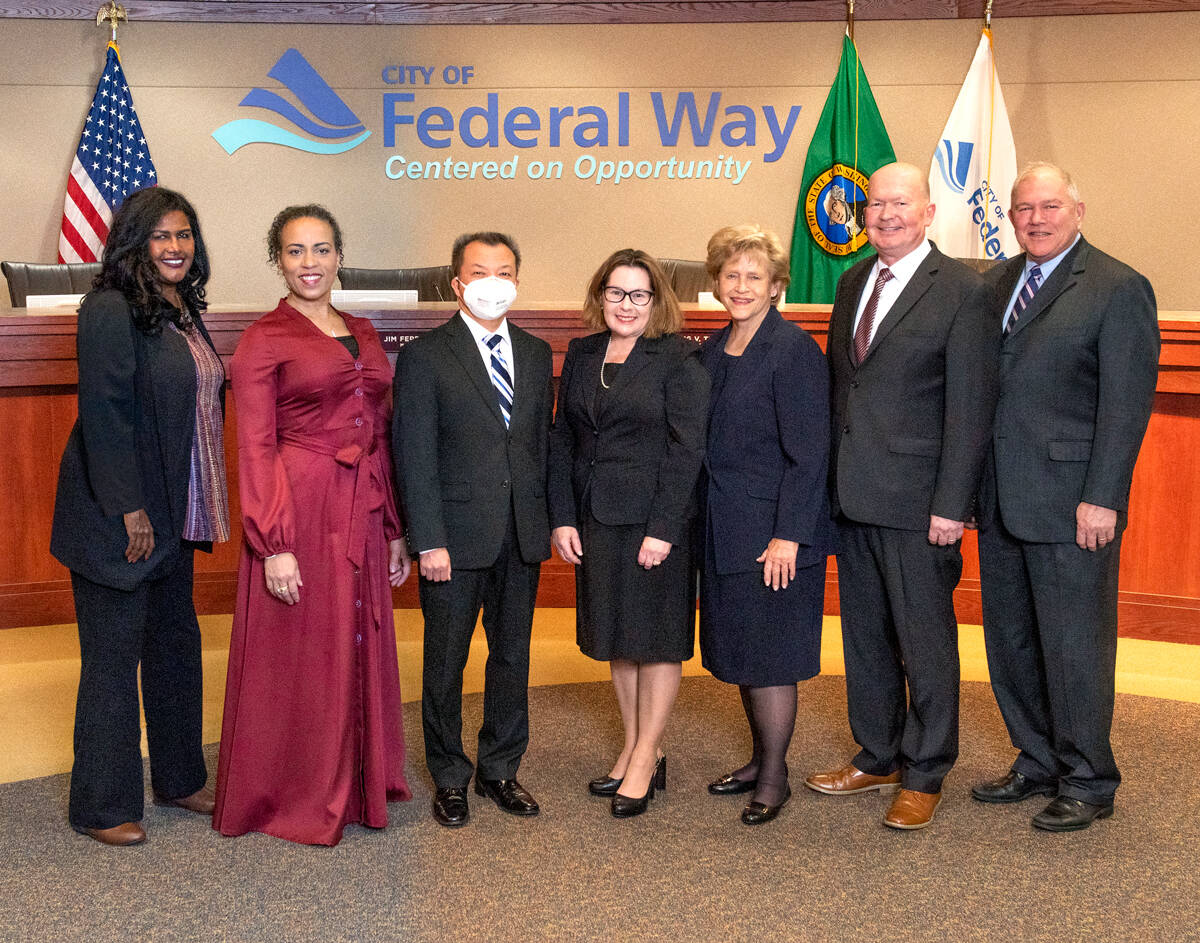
[698, 225, 833, 824]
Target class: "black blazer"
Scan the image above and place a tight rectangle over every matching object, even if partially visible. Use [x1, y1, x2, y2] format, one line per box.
[51, 289, 222, 591]
[393, 313, 553, 568]
[978, 238, 1160, 543]
[699, 307, 834, 575]
[827, 244, 998, 531]
[548, 331, 708, 546]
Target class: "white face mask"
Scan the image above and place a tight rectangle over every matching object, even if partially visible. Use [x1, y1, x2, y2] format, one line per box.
[460, 276, 517, 322]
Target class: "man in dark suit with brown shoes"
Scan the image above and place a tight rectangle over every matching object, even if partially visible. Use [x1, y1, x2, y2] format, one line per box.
[971, 163, 1159, 832]
[393, 232, 553, 827]
[805, 162, 997, 830]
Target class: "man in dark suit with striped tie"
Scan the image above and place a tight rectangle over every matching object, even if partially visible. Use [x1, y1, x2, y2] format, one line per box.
[805, 162, 997, 830]
[393, 232, 554, 827]
[972, 163, 1159, 831]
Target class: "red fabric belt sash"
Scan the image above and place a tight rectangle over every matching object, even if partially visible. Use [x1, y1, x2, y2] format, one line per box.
[276, 431, 382, 574]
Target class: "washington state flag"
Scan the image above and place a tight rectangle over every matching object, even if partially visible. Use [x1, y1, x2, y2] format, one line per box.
[787, 34, 896, 303]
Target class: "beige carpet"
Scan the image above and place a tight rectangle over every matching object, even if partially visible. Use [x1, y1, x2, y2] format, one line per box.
[2, 674, 1198, 943]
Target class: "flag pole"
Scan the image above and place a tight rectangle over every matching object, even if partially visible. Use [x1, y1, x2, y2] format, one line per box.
[985, 0, 994, 29]
[95, 2, 127, 47]
[846, 0, 855, 43]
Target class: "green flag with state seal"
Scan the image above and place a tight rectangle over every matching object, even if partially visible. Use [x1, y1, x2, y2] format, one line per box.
[787, 33, 896, 303]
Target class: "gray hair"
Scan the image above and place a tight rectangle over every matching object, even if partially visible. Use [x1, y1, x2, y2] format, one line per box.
[1011, 161, 1081, 205]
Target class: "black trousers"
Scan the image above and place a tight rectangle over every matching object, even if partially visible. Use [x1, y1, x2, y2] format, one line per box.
[836, 519, 963, 794]
[419, 511, 541, 788]
[978, 516, 1122, 804]
[69, 546, 208, 829]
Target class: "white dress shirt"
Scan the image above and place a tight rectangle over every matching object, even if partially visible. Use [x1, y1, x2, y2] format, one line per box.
[458, 310, 515, 385]
[851, 239, 933, 346]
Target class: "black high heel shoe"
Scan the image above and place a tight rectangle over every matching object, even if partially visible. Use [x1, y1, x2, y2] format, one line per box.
[588, 775, 622, 797]
[593, 756, 664, 798]
[611, 756, 666, 818]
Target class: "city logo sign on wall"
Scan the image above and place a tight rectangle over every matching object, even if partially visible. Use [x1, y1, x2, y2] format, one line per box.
[804, 164, 870, 256]
[212, 49, 370, 155]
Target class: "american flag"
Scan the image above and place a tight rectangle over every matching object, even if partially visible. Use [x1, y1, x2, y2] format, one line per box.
[58, 43, 158, 263]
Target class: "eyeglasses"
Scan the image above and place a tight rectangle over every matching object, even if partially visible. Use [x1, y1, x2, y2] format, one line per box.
[603, 286, 654, 306]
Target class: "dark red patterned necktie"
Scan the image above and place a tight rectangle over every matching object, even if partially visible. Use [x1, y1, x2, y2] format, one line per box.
[853, 266, 893, 365]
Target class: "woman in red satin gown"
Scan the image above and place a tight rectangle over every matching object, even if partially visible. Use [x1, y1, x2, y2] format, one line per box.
[213, 206, 412, 845]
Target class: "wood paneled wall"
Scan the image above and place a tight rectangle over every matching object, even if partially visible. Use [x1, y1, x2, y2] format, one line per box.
[3, 304, 1198, 645]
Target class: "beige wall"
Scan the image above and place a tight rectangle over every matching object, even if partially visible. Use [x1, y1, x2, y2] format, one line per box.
[2, 13, 1198, 308]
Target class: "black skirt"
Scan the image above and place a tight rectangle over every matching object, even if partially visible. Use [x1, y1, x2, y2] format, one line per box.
[574, 510, 696, 663]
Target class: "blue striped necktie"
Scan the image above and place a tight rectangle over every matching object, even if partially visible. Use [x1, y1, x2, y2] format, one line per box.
[486, 334, 513, 427]
[1005, 264, 1043, 335]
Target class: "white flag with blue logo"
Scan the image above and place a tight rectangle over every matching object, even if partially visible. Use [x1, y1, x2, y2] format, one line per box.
[927, 29, 1018, 261]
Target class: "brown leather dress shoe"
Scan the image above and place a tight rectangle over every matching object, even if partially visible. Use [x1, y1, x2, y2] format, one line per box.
[804, 763, 901, 795]
[74, 822, 147, 846]
[153, 785, 215, 814]
[884, 788, 942, 830]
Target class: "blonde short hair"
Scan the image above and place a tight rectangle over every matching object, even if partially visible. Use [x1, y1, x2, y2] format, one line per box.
[704, 225, 790, 293]
[581, 249, 683, 339]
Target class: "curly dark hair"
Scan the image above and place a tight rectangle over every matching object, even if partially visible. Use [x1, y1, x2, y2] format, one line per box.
[266, 204, 345, 267]
[93, 186, 210, 334]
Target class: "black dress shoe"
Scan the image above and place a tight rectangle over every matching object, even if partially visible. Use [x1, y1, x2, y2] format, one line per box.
[474, 778, 540, 816]
[708, 772, 756, 796]
[972, 770, 1056, 804]
[741, 785, 791, 825]
[1032, 796, 1114, 832]
[431, 787, 469, 827]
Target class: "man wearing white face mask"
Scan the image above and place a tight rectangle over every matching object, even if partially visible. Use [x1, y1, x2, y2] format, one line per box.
[393, 232, 554, 827]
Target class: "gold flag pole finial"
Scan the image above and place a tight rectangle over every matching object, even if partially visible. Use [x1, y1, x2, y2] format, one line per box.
[985, 0, 994, 30]
[96, 2, 127, 45]
[847, 0, 855, 42]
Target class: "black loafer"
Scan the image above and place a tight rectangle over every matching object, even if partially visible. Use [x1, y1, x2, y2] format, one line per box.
[1032, 796, 1113, 832]
[708, 772, 757, 796]
[475, 777, 540, 816]
[431, 787, 469, 827]
[971, 770, 1056, 804]
[588, 775, 623, 797]
[741, 785, 791, 825]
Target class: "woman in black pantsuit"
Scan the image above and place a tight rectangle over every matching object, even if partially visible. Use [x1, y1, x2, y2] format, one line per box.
[549, 249, 709, 817]
[697, 225, 834, 825]
[50, 188, 229, 845]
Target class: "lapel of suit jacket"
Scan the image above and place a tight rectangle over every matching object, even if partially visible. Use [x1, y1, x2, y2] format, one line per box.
[573, 331, 608, 426]
[444, 312, 507, 427]
[598, 332, 657, 421]
[833, 259, 872, 371]
[708, 308, 781, 448]
[1005, 238, 1088, 340]
[860, 246, 938, 364]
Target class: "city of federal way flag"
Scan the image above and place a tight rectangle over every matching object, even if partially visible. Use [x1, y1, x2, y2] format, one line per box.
[787, 32, 896, 304]
[927, 28, 1018, 261]
[58, 42, 158, 263]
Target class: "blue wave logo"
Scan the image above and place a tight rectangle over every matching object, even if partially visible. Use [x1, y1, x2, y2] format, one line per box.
[212, 49, 370, 156]
[934, 140, 974, 194]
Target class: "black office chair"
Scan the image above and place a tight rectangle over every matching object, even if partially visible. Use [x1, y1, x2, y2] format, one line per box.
[656, 259, 711, 303]
[2, 261, 101, 307]
[337, 265, 455, 301]
[955, 257, 1002, 274]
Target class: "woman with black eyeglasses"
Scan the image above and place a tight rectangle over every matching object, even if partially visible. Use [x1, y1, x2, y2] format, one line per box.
[549, 249, 709, 817]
